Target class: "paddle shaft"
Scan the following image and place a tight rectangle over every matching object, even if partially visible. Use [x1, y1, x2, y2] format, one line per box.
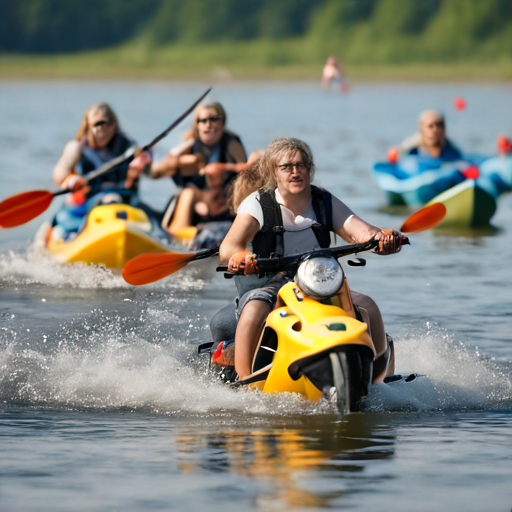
[63, 87, 212, 193]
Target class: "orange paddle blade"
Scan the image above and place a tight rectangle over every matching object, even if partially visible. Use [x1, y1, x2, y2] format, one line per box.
[122, 252, 195, 286]
[401, 202, 447, 233]
[0, 190, 53, 228]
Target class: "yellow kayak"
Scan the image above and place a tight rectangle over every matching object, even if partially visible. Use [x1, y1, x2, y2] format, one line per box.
[46, 204, 173, 268]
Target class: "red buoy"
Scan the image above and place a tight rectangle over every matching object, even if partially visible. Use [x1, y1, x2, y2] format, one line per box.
[454, 97, 466, 110]
[387, 148, 398, 164]
[497, 135, 511, 153]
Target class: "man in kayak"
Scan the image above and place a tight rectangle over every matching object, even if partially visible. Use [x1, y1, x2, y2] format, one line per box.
[214, 137, 403, 380]
[150, 101, 247, 233]
[51, 102, 151, 239]
[392, 110, 462, 162]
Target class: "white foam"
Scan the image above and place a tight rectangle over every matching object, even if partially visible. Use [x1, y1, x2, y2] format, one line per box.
[366, 322, 512, 412]
[0, 334, 328, 416]
[2, 292, 511, 416]
[0, 244, 206, 291]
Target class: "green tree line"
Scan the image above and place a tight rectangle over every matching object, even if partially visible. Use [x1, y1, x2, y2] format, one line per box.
[1, 0, 511, 63]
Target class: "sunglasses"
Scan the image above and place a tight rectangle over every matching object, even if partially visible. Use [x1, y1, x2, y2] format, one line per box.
[197, 115, 222, 125]
[92, 120, 111, 129]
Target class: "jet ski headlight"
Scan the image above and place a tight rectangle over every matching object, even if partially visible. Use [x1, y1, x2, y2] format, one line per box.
[295, 256, 344, 300]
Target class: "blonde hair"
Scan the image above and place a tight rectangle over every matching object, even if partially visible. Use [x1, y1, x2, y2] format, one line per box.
[75, 102, 118, 141]
[230, 162, 263, 215]
[191, 101, 227, 140]
[230, 137, 316, 212]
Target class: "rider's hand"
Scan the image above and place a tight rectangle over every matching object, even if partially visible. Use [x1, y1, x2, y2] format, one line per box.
[61, 173, 86, 191]
[374, 229, 403, 255]
[228, 249, 259, 275]
[126, 151, 152, 188]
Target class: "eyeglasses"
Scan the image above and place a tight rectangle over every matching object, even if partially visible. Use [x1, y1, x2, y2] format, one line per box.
[278, 162, 307, 173]
[91, 120, 111, 129]
[197, 115, 222, 125]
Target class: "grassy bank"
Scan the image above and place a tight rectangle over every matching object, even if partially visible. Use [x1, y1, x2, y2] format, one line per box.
[1, 38, 511, 81]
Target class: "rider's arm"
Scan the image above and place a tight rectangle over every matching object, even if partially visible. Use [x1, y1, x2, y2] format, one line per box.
[331, 196, 401, 254]
[339, 215, 381, 244]
[150, 138, 206, 179]
[330, 195, 380, 243]
[219, 212, 260, 264]
[52, 140, 82, 187]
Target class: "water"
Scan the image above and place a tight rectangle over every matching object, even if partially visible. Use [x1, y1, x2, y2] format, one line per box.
[1, 81, 512, 511]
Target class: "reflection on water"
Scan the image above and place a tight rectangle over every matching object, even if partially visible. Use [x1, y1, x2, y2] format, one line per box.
[175, 415, 395, 509]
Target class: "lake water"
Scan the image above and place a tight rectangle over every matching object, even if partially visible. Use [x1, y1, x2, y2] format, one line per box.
[1, 81, 512, 511]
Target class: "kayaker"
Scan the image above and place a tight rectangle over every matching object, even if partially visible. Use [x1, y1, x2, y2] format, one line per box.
[150, 101, 247, 232]
[391, 110, 462, 162]
[52, 102, 151, 239]
[214, 137, 403, 380]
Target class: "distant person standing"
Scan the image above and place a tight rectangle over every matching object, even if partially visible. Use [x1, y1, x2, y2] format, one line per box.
[321, 56, 349, 93]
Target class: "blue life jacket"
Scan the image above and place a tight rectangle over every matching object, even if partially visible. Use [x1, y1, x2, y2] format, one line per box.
[409, 138, 463, 162]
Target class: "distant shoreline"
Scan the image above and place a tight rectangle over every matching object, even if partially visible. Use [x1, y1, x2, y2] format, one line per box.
[1, 54, 511, 82]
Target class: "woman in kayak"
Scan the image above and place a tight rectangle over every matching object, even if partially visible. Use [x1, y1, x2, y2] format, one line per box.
[215, 137, 403, 380]
[150, 101, 247, 233]
[52, 102, 151, 239]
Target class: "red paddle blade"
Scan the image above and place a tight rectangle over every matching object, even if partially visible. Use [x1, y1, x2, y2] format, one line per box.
[0, 190, 54, 228]
[122, 252, 195, 286]
[401, 202, 447, 233]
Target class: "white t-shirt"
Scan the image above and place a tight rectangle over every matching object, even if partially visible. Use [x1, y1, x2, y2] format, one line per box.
[237, 189, 355, 256]
[234, 188, 355, 297]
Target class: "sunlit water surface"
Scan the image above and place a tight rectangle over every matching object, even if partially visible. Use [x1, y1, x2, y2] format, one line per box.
[1, 81, 512, 511]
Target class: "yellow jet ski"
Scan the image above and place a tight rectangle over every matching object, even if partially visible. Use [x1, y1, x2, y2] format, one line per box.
[200, 237, 417, 414]
[44, 203, 173, 268]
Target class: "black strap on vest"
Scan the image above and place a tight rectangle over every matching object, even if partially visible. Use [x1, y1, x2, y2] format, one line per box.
[311, 185, 332, 248]
[252, 185, 333, 258]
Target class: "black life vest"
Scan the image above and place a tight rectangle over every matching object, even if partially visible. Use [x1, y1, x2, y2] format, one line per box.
[252, 185, 333, 258]
[174, 131, 245, 190]
[79, 131, 137, 197]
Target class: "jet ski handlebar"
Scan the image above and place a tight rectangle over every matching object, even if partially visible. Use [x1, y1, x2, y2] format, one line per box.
[217, 235, 409, 276]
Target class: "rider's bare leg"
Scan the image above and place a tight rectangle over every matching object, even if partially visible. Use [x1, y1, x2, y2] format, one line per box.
[168, 187, 202, 232]
[234, 299, 271, 379]
[351, 291, 386, 358]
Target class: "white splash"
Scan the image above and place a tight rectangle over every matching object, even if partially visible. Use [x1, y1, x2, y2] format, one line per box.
[366, 322, 512, 412]
[0, 244, 206, 291]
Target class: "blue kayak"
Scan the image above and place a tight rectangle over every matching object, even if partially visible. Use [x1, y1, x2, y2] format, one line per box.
[373, 154, 512, 207]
